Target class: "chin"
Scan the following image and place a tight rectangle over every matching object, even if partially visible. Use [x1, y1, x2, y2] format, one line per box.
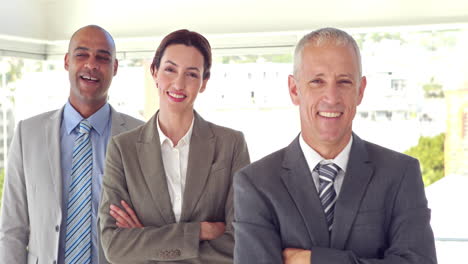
[318, 132, 344, 143]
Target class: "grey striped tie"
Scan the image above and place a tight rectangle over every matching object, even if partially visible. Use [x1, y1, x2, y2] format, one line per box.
[317, 163, 340, 232]
[65, 120, 92, 264]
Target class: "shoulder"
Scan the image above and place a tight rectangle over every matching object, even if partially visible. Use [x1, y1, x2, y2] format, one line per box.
[13, 109, 62, 141]
[363, 139, 419, 166]
[357, 139, 422, 185]
[8, 109, 62, 150]
[237, 147, 287, 182]
[112, 110, 145, 129]
[105, 127, 142, 161]
[111, 123, 144, 145]
[193, 112, 246, 147]
[19, 109, 61, 128]
[233, 147, 290, 205]
[205, 120, 245, 142]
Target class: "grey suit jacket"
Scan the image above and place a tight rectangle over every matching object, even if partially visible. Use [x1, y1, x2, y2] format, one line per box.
[99, 112, 250, 264]
[233, 134, 437, 264]
[0, 105, 143, 264]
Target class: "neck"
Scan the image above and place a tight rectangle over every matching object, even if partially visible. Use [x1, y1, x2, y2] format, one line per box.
[158, 110, 194, 146]
[302, 133, 351, 160]
[69, 100, 105, 118]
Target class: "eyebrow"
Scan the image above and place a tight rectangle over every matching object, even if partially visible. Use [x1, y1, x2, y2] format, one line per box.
[164, 60, 200, 72]
[337, 73, 354, 78]
[310, 73, 354, 78]
[74, 46, 112, 56]
[74, 47, 89, 52]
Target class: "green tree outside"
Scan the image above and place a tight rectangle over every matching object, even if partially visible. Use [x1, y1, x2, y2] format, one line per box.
[404, 133, 445, 186]
[423, 77, 444, 98]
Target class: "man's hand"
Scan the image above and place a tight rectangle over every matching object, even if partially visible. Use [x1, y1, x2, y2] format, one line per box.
[109, 200, 143, 228]
[199, 221, 225, 241]
[283, 248, 311, 264]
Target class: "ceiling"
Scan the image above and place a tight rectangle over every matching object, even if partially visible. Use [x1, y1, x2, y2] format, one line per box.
[2, 0, 468, 59]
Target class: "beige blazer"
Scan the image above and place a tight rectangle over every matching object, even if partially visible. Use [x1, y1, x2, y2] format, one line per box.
[99, 112, 250, 264]
[0, 105, 144, 264]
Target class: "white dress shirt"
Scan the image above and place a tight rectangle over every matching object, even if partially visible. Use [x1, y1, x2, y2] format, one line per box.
[157, 115, 194, 222]
[299, 134, 353, 196]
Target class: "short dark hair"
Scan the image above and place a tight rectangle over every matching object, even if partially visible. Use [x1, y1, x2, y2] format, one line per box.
[150, 29, 212, 80]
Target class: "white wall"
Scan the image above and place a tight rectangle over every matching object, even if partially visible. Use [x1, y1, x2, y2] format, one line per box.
[0, 0, 47, 39]
[4, 0, 468, 42]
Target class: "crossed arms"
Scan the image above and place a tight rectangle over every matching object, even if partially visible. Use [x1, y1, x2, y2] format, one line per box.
[233, 157, 437, 264]
[99, 132, 250, 263]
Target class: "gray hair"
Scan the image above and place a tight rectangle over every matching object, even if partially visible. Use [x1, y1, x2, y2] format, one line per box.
[293, 27, 362, 77]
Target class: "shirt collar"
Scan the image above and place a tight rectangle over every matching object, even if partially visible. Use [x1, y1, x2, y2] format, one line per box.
[299, 134, 353, 173]
[156, 114, 194, 148]
[63, 101, 111, 136]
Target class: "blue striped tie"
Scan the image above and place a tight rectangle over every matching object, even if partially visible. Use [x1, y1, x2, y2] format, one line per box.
[65, 120, 92, 264]
[317, 163, 340, 232]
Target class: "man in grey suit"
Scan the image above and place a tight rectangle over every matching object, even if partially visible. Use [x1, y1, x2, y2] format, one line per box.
[233, 27, 437, 264]
[0, 25, 143, 264]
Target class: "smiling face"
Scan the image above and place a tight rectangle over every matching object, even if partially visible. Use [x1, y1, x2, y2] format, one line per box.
[65, 26, 118, 116]
[288, 42, 366, 158]
[153, 44, 208, 116]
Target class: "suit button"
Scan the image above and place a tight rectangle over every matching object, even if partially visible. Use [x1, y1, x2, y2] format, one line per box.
[53, 260, 57, 264]
[55, 225, 60, 232]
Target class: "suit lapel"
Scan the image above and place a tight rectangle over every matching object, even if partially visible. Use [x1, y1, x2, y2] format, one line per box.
[45, 108, 64, 211]
[281, 137, 330, 247]
[180, 112, 215, 221]
[331, 134, 374, 249]
[136, 114, 176, 224]
[110, 106, 126, 136]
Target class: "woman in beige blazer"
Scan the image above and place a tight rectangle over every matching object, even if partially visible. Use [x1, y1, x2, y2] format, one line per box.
[99, 29, 250, 264]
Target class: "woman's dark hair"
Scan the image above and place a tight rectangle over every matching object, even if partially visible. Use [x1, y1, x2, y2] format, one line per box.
[150, 29, 212, 80]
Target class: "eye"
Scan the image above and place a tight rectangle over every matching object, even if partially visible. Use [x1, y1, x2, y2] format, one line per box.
[97, 55, 111, 62]
[164, 67, 176, 73]
[338, 79, 353, 85]
[75, 53, 88, 58]
[187, 72, 199, 79]
[310, 79, 324, 85]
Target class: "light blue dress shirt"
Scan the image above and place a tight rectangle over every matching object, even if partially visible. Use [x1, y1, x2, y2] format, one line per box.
[58, 101, 111, 264]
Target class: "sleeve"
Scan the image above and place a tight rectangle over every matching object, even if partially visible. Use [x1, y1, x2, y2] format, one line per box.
[310, 159, 437, 264]
[198, 131, 251, 263]
[99, 137, 201, 263]
[100, 132, 251, 264]
[233, 169, 284, 264]
[0, 121, 29, 263]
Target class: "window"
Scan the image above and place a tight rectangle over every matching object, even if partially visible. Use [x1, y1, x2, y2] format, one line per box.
[1, 26, 468, 263]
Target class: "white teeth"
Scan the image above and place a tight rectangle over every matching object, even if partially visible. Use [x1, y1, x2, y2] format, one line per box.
[319, 112, 341, 118]
[81, 75, 98, 81]
[168, 92, 185, 99]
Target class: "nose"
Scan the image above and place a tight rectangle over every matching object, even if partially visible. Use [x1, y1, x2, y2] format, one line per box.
[172, 73, 185, 90]
[323, 83, 340, 105]
[84, 57, 100, 70]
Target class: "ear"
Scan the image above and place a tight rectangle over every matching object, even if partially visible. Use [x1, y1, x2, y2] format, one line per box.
[199, 78, 209, 93]
[152, 68, 159, 87]
[288, 74, 300, 106]
[357, 76, 367, 105]
[113, 58, 119, 76]
[64, 53, 70, 71]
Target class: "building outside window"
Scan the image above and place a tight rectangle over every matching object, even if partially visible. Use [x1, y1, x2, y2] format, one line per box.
[1, 25, 467, 263]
